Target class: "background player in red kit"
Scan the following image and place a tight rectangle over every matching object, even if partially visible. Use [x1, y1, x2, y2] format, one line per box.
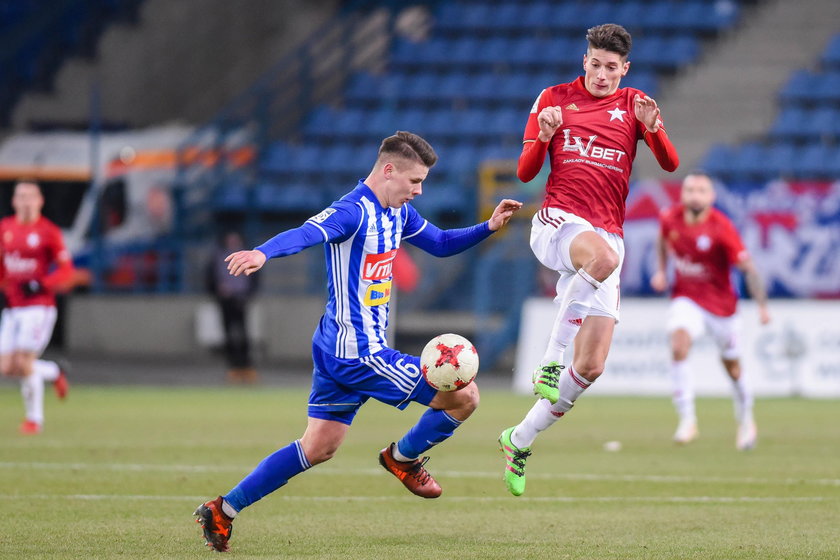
[498, 23, 680, 496]
[651, 172, 770, 450]
[0, 180, 74, 434]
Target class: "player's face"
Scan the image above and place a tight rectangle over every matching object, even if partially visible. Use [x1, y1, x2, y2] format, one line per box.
[681, 175, 716, 215]
[12, 182, 44, 222]
[583, 48, 630, 98]
[383, 160, 428, 208]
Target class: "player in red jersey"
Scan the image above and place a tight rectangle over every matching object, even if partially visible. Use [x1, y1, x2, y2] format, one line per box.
[0, 181, 74, 434]
[499, 23, 680, 496]
[651, 172, 770, 450]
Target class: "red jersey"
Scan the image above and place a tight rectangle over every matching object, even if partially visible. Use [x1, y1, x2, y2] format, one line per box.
[660, 205, 748, 317]
[0, 216, 74, 308]
[523, 77, 676, 236]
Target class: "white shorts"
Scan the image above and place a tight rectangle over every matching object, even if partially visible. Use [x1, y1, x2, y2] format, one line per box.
[666, 296, 741, 359]
[530, 208, 625, 322]
[0, 306, 58, 355]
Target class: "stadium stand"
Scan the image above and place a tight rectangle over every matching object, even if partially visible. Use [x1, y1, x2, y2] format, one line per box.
[701, 32, 840, 182]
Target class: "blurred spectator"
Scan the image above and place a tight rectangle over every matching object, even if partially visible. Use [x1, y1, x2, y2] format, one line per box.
[206, 231, 258, 383]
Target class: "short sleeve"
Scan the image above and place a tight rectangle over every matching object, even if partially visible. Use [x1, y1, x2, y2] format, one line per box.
[719, 217, 747, 265]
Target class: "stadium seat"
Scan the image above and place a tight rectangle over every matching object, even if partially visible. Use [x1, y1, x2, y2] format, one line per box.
[821, 34, 840, 69]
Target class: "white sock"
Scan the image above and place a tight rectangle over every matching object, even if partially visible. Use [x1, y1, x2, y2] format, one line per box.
[731, 373, 753, 424]
[670, 360, 695, 422]
[35, 360, 60, 382]
[221, 500, 238, 519]
[21, 373, 44, 425]
[540, 271, 600, 365]
[511, 366, 592, 448]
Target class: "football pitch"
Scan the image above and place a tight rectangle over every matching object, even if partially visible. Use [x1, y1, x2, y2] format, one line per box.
[1, 386, 838, 559]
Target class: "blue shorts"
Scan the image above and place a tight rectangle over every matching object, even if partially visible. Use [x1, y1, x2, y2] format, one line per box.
[308, 343, 438, 425]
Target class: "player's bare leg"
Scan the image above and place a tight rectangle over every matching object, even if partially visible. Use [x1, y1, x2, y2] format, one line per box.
[503, 317, 614, 495]
[723, 358, 756, 450]
[669, 329, 698, 444]
[381, 383, 478, 498]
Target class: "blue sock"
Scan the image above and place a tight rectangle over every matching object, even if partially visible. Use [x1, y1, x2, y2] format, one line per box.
[223, 440, 311, 512]
[396, 408, 463, 460]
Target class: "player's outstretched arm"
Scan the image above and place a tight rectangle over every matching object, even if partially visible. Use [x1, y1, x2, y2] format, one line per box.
[226, 250, 267, 277]
[488, 199, 524, 231]
[737, 258, 771, 325]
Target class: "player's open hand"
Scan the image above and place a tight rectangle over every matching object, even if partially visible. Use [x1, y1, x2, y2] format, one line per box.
[537, 106, 563, 141]
[225, 249, 267, 276]
[488, 199, 524, 231]
[758, 305, 771, 325]
[650, 270, 668, 292]
[634, 94, 661, 133]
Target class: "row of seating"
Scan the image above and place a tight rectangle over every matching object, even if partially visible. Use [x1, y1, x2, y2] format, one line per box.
[778, 70, 840, 105]
[703, 142, 840, 180]
[391, 35, 699, 71]
[770, 106, 840, 140]
[345, 69, 658, 107]
[433, 1, 740, 35]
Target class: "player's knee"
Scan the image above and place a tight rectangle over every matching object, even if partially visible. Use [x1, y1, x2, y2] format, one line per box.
[572, 360, 604, 382]
[585, 247, 619, 282]
[449, 383, 480, 418]
[304, 440, 340, 465]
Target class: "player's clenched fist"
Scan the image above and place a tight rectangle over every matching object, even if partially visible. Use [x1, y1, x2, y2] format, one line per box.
[537, 106, 563, 142]
[226, 249, 267, 276]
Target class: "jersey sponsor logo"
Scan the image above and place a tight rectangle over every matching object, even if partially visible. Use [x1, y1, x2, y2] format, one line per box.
[3, 253, 38, 274]
[363, 280, 392, 306]
[362, 249, 397, 280]
[565, 103, 579, 111]
[561, 129, 627, 163]
[674, 256, 706, 278]
[309, 208, 336, 224]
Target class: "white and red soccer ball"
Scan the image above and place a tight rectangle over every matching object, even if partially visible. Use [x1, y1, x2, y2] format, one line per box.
[420, 333, 479, 392]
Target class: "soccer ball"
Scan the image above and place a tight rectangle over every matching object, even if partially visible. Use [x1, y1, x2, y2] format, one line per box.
[420, 333, 479, 392]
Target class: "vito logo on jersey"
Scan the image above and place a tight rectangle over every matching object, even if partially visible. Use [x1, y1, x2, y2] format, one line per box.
[362, 250, 397, 280]
[561, 129, 627, 163]
[364, 280, 392, 306]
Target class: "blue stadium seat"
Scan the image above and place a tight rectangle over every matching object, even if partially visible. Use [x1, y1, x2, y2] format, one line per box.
[254, 182, 324, 213]
[821, 34, 840, 69]
[701, 144, 734, 177]
[791, 144, 831, 178]
[770, 107, 808, 139]
[779, 70, 813, 104]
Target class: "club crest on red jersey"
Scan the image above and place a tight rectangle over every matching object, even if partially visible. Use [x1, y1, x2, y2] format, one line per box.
[26, 233, 40, 247]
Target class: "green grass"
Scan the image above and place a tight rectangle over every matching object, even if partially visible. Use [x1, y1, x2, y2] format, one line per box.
[1, 386, 838, 559]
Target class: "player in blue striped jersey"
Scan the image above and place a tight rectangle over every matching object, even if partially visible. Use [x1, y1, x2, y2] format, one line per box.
[194, 131, 522, 552]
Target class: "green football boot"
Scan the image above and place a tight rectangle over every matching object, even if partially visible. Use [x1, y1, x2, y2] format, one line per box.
[499, 426, 531, 497]
[533, 361, 564, 404]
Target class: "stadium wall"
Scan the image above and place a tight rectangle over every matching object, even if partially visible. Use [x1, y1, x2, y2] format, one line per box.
[66, 295, 324, 361]
[515, 298, 840, 398]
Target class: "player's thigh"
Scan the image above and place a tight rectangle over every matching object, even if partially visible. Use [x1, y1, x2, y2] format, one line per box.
[572, 315, 616, 380]
[666, 297, 706, 341]
[707, 312, 741, 360]
[12, 306, 57, 356]
[529, 209, 594, 273]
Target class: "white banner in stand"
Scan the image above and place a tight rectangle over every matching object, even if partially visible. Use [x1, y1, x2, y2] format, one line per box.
[514, 298, 840, 398]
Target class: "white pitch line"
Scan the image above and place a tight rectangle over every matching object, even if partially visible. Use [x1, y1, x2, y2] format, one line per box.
[0, 493, 829, 504]
[1, 461, 839, 488]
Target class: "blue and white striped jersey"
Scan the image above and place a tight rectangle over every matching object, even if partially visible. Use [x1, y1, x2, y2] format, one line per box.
[255, 180, 493, 360]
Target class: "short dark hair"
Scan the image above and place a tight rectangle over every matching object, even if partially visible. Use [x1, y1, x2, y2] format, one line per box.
[586, 23, 632, 58]
[378, 131, 437, 168]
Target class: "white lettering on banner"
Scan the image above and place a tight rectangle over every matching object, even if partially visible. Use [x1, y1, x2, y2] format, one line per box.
[515, 298, 840, 398]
